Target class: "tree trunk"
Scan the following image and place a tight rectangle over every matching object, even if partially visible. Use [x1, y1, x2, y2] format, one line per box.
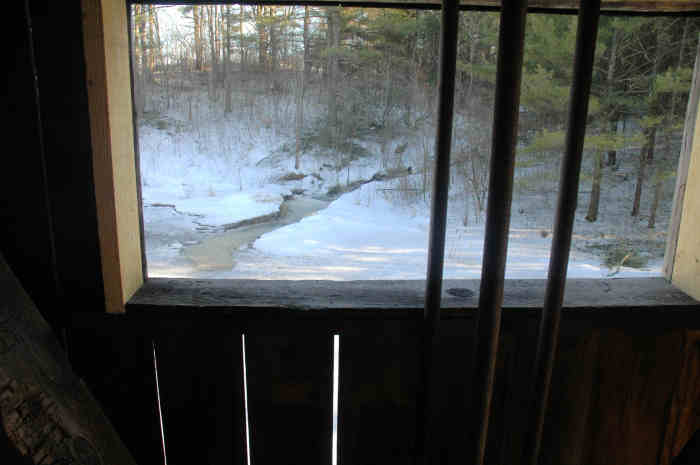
[648, 169, 663, 228]
[327, 7, 340, 139]
[269, 7, 278, 73]
[224, 5, 233, 114]
[648, 18, 689, 229]
[193, 6, 203, 72]
[294, 6, 310, 170]
[239, 5, 246, 73]
[257, 6, 268, 70]
[207, 6, 218, 101]
[605, 28, 619, 168]
[303, 6, 311, 82]
[632, 23, 663, 216]
[607, 118, 618, 167]
[148, 5, 161, 82]
[631, 128, 656, 217]
[133, 5, 146, 114]
[586, 150, 603, 222]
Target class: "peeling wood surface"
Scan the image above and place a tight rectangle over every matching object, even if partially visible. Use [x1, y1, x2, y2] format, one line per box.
[0, 253, 136, 464]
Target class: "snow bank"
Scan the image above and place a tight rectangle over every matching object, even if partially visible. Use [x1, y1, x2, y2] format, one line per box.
[174, 191, 283, 227]
[254, 182, 431, 278]
[253, 182, 660, 280]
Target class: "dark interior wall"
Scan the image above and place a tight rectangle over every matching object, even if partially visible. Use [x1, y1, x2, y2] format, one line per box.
[3, 0, 105, 327]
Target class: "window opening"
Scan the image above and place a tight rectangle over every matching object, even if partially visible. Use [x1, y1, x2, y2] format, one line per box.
[133, 4, 440, 279]
[131, 4, 697, 280]
[575, 14, 700, 277]
[443, 10, 700, 279]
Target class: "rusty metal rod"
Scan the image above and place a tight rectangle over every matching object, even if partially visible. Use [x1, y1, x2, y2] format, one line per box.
[470, 0, 527, 463]
[522, 1, 601, 464]
[419, 0, 459, 464]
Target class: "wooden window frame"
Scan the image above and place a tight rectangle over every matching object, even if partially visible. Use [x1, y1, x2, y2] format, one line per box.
[81, 0, 700, 313]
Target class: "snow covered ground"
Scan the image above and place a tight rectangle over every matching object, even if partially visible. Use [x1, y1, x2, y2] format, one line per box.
[136, 93, 666, 281]
[203, 181, 661, 280]
[141, 169, 661, 280]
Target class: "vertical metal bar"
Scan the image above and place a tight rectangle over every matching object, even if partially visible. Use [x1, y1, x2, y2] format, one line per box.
[419, 0, 459, 464]
[522, 1, 601, 464]
[470, 0, 527, 464]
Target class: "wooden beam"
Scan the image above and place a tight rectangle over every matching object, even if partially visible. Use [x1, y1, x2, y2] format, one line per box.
[672, 69, 700, 300]
[81, 0, 143, 313]
[127, 0, 700, 14]
[470, 1, 528, 463]
[665, 38, 700, 279]
[419, 0, 459, 463]
[0, 252, 138, 464]
[523, 1, 601, 463]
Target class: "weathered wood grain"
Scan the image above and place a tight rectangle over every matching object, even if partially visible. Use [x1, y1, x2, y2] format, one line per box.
[340, 319, 421, 465]
[81, 0, 143, 313]
[245, 329, 333, 465]
[0, 253, 138, 464]
[154, 320, 246, 465]
[539, 324, 600, 465]
[129, 277, 697, 311]
[68, 323, 163, 465]
[664, 40, 700, 279]
[660, 331, 700, 464]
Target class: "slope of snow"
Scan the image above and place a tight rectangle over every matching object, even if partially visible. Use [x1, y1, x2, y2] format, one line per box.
[249, 182, 660, 280]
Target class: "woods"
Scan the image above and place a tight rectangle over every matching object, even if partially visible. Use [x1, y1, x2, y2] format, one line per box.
[129, 5, 700, 277]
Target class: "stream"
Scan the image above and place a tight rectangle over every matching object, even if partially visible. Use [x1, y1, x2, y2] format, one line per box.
[180, 196, 330, 271]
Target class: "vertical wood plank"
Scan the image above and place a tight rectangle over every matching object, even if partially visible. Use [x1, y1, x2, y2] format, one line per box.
[660, 330, 700, 464]
[81, 0, 143, 313]
[155, 319, 246, 465]
[340, 319, 420, 465]
[68, 322, 162, 465]
[246, 328, 333, 465]
[26, 0, 106, 314]
[665, 40, 700, 279]
[539, 324, 599, 465]
[2, 0, 62, 326]
[486, 318, 539, 465]
[575, 329, 685, 465]
[432, 318, 474, 465]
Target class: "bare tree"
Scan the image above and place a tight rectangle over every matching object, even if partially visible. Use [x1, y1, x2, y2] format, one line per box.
[294, 6, 311, 169]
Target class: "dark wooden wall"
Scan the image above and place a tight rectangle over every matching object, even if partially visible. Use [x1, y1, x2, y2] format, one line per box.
[5, 2, 700, 464]
[68, 310, 700, 465]
[4, 0, 105, 333]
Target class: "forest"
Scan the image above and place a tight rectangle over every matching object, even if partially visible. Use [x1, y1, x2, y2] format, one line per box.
[129, 4, 700, 279]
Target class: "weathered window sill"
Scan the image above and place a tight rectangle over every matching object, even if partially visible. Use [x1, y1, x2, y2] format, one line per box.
[123, 278, 700, 327]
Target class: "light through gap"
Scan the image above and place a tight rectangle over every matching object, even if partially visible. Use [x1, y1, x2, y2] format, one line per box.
[152, 341, 168, 465]
[242, 334, 252, 465]
[332, 334, 340, 465]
